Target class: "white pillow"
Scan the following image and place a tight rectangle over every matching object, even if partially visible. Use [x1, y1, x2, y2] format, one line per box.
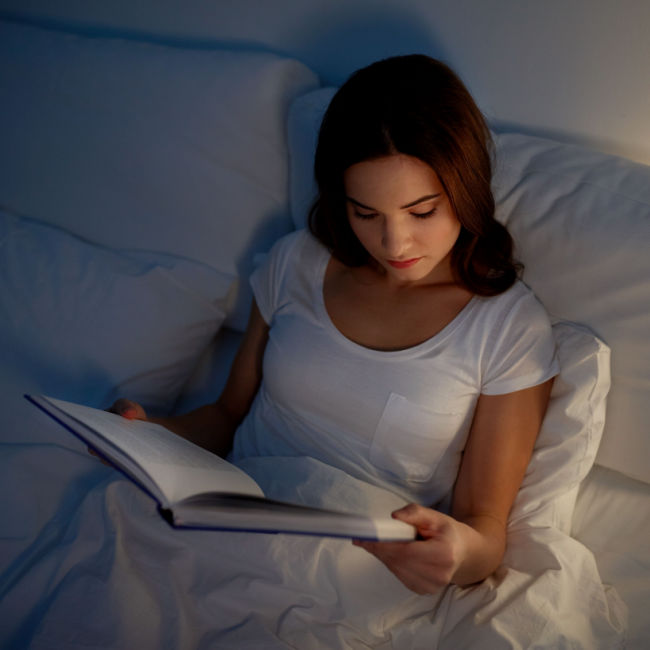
[509, 321, 610, 531]
[0, 210, 234, 414]
[287, 88, 650, 484]
[288, 87, 337, 229]
[0, 19, 319, 331]
[492, 133, 650, 484]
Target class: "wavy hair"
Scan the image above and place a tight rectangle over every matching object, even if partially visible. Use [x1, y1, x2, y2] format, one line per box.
[309, 55, 521, 296]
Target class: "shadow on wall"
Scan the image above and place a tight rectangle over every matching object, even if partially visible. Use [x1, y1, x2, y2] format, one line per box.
[290, 6, 645, 162]
[0, 9, 270, 54]
[0, 5, 447, 89]
[287, 5, 447, 86]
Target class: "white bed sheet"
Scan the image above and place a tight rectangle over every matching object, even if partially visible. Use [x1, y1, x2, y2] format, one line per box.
[0, 393, 628, 649]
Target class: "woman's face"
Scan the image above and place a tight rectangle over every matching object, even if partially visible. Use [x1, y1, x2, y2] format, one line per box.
[343, 154, 461, 286]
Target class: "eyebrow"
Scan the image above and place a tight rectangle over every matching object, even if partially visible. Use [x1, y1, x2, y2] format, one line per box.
[346, 193, 442, 211]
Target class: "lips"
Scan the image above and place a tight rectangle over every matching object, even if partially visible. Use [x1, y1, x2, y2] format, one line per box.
[387, 258, 421, 269]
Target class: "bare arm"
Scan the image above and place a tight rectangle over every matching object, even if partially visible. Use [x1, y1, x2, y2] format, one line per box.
[111, 300, 269, 457]
[355, 378, 554, 594]
[449, 377, 554, 584]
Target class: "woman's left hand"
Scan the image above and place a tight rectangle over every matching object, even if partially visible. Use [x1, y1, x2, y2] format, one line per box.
[353, 503, 466, 595]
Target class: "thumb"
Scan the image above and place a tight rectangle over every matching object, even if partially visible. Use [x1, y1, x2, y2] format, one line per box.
[108, 398, 147, 421]
[391, 503, 445, 539]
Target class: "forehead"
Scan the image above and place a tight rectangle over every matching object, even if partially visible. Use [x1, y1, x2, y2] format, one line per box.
[343, 154, 443, 203]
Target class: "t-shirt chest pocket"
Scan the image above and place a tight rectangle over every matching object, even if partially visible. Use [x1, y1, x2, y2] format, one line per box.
[369, 392, 465, 482]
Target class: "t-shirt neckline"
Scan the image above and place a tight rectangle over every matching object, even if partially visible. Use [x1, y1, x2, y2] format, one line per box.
[314, 244, 479, 358]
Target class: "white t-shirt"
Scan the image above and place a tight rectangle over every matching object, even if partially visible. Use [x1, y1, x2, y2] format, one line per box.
[230, 229, 559, 507]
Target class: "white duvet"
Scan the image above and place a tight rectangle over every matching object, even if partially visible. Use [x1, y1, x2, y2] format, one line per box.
[0, 409, 626, 650]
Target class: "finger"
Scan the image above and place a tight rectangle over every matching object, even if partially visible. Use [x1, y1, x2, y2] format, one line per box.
[391, 503, 430, 522]
[87, 446, 114, 467]
[353, 540, 446, 595]
[392, 504, 445, 538]
[108, 398, 146, 420]
[353, 540, 416, 568]
[353, 538, 409, 552]
[352, 539, 378, 553]
[121, 407, 139, 420]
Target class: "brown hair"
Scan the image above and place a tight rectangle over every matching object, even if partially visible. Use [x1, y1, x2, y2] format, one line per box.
[309, 54, 520, 296]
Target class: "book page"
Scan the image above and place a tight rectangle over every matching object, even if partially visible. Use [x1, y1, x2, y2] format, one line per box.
[28, 395, 416, 540]
[40, 396, 264, 504]
[173, 494, 416, 541]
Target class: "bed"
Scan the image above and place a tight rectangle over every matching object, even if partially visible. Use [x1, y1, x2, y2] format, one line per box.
[1, 16, 649, 650]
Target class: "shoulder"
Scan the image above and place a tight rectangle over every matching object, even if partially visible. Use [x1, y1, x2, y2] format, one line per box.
[488, 279, 538, 304]
[264, 228, 327, 262]
[251, 229, 326, 323]
[476, 280, 550, 325]
[251, 228, 329, 294]
[478, 281, 559, 394]
[470, 280, 555, 355]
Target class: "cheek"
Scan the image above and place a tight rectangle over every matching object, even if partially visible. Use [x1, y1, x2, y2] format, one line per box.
[425, 214, 461, 243]
[448, 217, 462, 241]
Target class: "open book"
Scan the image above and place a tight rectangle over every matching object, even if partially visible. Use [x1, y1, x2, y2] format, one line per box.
[26, 395, 416, 541]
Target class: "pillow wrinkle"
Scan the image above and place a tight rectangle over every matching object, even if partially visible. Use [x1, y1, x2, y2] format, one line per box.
[0, 209, 234, 413]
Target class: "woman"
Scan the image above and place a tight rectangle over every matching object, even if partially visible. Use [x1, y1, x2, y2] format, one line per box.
[112, 55, 558, 595]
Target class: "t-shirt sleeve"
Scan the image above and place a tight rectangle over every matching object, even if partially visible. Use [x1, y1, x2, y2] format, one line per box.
[481, 287, 560, 395]
[249, 230, 304, 325]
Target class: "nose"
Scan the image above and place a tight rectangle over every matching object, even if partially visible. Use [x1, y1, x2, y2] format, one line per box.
[382, 216, 411, 258]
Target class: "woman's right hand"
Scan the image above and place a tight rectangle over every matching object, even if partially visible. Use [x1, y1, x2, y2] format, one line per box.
[108, 398, 148, 421]
[88, 398, 148, 465]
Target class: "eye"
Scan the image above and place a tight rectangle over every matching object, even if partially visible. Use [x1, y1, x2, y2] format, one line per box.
[410, 208, 437, 219]
[353, 209, 377, 220]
